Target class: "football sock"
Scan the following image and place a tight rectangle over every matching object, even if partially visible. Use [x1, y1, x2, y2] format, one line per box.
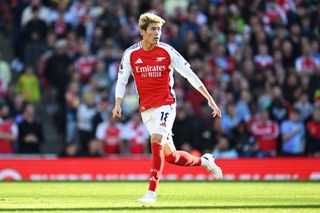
[165, 151, 201, 166]
[148, 142, 164, 192]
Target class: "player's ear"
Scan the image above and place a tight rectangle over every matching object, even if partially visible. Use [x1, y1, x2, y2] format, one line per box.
[139, 29, 145, 36]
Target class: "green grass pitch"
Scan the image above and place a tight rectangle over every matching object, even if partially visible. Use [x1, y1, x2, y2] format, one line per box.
[0, 182, 319, 212]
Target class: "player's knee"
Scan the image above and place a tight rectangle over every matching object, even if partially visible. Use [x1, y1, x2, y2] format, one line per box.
[151, 133, 163, 143]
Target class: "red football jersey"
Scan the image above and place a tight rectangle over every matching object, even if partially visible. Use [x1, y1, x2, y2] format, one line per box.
[249, 120, 279, 152]
[0, 119, 18, 154]
[117, 42, 202, 111]
[96, 122, 123, 155]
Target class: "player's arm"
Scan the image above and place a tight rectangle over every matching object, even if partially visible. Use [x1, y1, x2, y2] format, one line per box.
[112, 51, 132, 118]
[169, 47, 221, 117]
[196, 85, 221, 118]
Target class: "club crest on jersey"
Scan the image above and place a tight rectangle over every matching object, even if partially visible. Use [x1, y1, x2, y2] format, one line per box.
[135, 58, 143, 64]
[156, 57, 166, 62]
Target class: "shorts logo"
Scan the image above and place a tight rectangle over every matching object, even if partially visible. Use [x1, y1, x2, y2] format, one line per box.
[156, 57, 166, 62]
[149, 177, 156, 182]
[135, 58, 143, 64]
[160, 122, 166, 127]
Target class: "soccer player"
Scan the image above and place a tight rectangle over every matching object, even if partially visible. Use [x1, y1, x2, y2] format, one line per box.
[112, 12, 223, 203]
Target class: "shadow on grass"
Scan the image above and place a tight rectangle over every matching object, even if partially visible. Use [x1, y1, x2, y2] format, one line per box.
[1, 204, 320, 211]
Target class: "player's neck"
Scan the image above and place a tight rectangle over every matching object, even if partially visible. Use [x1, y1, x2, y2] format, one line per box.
[141, 40, 157, 51]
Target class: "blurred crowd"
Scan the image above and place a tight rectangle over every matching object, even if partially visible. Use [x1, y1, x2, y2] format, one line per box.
[0, 0, 319, 158]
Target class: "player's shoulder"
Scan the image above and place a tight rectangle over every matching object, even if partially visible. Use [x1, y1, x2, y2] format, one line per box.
[158, 42, 184, 59]
[158, 42, 176, 52]
[123, 42, 142, 56]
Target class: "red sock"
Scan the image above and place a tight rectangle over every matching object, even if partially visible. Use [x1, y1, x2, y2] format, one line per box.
[165, 151, 201, 166]
[148, 142, 164, 192]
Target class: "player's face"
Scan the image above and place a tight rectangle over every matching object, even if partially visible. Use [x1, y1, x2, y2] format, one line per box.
[141, 23, 162, 47]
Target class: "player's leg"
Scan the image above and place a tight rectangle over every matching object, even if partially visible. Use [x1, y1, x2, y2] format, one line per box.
[136, 132, 163, 203]
[137, 107, 168, 203]
[164, 136, 222, 179]
[148, 133, 164, 192]
[164, 135, 201, 166]
[162, 105, 202, 166]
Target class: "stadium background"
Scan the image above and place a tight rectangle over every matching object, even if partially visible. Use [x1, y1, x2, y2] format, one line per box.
[0, 0, 319, 181]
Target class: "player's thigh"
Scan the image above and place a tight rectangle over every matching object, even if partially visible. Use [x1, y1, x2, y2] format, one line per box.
[152, 104, 176, 138]
[141, 109, 153, 137]
[141, 105, 176, 145]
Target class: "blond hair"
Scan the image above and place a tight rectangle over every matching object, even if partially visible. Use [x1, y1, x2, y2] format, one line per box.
[138, 12, 165, 31]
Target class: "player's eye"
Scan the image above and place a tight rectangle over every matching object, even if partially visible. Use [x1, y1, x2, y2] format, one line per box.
[151, 27, 160, 32]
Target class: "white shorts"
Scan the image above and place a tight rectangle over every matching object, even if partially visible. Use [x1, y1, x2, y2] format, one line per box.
[141, 104, 176, 141]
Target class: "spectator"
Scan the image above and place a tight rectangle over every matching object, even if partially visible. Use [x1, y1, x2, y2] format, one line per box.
[268, 85, 291, 123]
[209, 42, 236, 75]
[306, 107, 320, 156]
[0, 50, 11, 97]
[74, 43, 96, 83]
[249, 110, 279, 156]
[44, 39, 72, 134]
[18, 104, 43, 154]
[0, 103, 18, 154]
[91, 96, 110, 134]
[58, 142, 81, 157]
[212, 135, 238, 159]
[239, 136, 265, 158]
[293, 91, 313, 122]
[15, 65, 41, 103]
[254, 44, 274, 69]
[95, 116, 124, 155]
[21, 0, 51, 26]
[89, 59, 112, 93]
[123, 112, 149, 156]
[50, 6, 72, 39]
[280, 109, 305, 156]
[121, 82, 139, 117]
[65, 80, 80, 143]
[76, 90, 96, 154]
[86, 139, 103, 157]
[295, 42, 320, 74]
[22, 5, 47, 67]
[231, 122, 252, 156]
[221, 103, 241, 133]
[172, 106, 198, 151]
[235, 90, 252, 122]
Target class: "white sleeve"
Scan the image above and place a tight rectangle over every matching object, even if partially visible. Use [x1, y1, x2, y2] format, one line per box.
[115, 50, 132, 98]
[115, 81, 126, 99]
[168, 47, 204, 89]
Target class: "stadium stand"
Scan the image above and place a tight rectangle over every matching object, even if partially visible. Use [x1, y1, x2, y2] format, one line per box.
[0, 0, 319, 158]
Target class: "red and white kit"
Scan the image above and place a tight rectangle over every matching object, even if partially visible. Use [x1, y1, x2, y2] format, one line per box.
[116, 42, 203, 138]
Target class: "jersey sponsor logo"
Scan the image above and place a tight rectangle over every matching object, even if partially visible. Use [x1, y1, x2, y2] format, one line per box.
[135, 65, 166, 73]
[135, 58, 143, 64]
[156, 57, 166, 62]
[135, 63, 167, 77]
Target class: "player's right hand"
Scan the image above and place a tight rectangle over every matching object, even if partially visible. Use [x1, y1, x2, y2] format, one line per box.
[112, 105, 122, 118]
[208, 99, 222, 118]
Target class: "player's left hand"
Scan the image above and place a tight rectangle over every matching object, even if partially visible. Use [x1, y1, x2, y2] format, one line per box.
[208, 99, 222, 118]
